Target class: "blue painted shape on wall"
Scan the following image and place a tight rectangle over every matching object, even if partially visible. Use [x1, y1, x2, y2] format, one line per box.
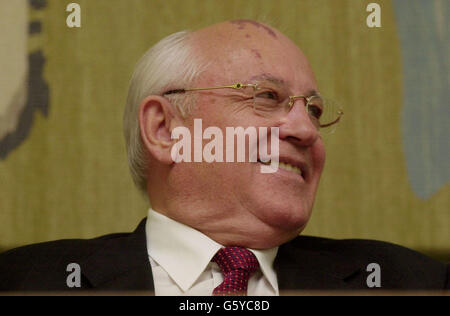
[393, 0, 449, 199]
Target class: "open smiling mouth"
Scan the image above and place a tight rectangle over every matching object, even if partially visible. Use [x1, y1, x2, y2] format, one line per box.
[257, 159, 303, 177]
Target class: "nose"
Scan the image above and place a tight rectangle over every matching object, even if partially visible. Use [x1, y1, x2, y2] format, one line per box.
[278, 99, 321, 147]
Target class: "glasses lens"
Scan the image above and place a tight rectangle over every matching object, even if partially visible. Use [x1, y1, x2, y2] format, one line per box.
[304, 96, 322, 130]
[310, 96, 343, 133]
[252, 84, 343, 133]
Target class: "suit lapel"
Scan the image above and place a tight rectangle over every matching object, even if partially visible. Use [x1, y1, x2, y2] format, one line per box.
[80, 218, 154, 291]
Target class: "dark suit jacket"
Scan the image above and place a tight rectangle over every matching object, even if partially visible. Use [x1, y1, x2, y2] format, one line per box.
[0, 218, 448, 292]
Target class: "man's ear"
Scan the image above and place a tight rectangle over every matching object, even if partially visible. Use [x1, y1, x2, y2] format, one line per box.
[139, 96, 180, 165]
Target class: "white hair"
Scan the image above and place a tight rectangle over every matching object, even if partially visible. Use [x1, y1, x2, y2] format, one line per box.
[123, 30, 207, 192]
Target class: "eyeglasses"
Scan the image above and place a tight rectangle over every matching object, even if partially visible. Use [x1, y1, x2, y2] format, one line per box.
[164, 81, 343, 132]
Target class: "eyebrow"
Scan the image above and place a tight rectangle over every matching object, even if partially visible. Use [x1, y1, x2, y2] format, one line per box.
[248, 74, 320, 96]
[304, 89, 320, 96]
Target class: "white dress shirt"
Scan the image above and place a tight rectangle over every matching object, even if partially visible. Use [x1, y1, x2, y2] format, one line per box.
[145, 208, 279, 296]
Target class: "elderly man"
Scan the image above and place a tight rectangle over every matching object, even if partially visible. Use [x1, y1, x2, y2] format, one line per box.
[0, 20, 448, 294]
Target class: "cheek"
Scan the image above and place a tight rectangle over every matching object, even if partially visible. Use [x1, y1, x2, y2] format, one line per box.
[311, 141, 326, 177]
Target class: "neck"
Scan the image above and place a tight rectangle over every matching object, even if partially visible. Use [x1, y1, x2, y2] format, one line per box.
[148, 192, 300, 249]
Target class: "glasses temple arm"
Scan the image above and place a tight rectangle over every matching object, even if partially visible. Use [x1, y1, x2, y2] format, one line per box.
[319, 110, 344, 128]
[184, 83, 256, 92]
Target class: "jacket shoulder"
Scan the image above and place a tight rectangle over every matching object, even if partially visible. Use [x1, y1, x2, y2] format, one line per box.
[0, 232, 130, 291]
[278, 236, 448, 289]
[285, 236, 440, 263]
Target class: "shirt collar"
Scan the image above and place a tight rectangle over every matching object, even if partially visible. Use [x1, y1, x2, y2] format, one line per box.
[146, 208, 222, 292]
[145, 208, 279, 293]
[250, 247, 279, 293]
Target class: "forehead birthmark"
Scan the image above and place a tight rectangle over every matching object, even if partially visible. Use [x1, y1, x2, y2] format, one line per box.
[251, 49, 262, 59]
[230, 19, 277, 39]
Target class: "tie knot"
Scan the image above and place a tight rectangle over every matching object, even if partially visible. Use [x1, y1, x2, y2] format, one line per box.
[212, 247, 259, 296]
[213, 247, 259, 274]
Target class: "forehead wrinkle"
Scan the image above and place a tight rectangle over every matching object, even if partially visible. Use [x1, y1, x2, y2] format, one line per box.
[248, 73, 285, 85]
[247, 74, 319, 96]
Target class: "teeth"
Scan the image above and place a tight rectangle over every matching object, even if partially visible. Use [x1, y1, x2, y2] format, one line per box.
[279, 162, 302, 175]
[258, 160, 302, 176]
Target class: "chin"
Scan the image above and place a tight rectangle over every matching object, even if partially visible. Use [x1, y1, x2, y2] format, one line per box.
[246, 212, 309, 249]
[249, 196, 313, 233]
[270, 205, 310, 231]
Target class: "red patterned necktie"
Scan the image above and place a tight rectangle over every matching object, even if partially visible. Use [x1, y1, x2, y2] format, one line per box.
[212, 246, 260, 296]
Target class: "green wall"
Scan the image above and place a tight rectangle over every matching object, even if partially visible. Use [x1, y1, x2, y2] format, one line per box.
[0, 0, 448, 259]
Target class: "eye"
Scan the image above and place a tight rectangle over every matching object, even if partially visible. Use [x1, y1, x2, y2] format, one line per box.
[255, 90, 279, 100]
[307, 104, 323, 119]
[253, 86, 283, 111]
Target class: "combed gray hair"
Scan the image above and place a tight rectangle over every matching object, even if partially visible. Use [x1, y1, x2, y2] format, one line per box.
[123, 30, 207, 193]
